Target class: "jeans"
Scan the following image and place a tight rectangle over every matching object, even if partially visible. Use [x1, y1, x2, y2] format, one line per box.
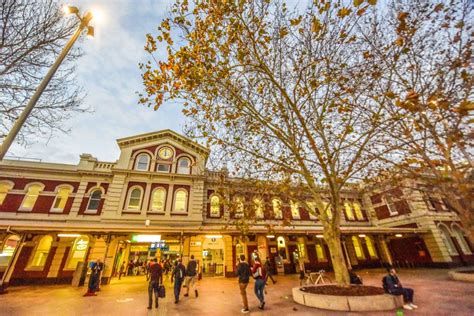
[254, 278, 265, 304]
[174, 279, 183, 301]
[390, 287, 414, 303]
[239, 282, 249, 309]
[148, 281, 159, 307]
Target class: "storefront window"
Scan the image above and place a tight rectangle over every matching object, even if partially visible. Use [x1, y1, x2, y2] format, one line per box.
[277, 236, 287, 259]
[297, 242, 306, 260]
[30, 235, 53, 268]
[364, 236, 378, 259]
[0, 235, 20, 267]
[66, 236, 89, 270]
[352, 236, 365, 260]
[315, 240, 327, 262]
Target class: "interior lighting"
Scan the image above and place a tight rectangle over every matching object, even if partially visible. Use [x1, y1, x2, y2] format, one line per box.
[205, 235, 223, 239]
[58, 233, 81, 237]
[316, 235, 324, 238]
[395, 234, 403, 238]
[132, 234, 161, 243]
[358, 234, 366, 238]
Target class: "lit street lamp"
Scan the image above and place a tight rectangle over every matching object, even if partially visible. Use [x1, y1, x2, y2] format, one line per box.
[0, 6, 95, 160]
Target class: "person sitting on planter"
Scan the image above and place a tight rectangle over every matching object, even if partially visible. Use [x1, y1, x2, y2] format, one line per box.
[348, 268, 362, 285]
[383, 267, 418, 310]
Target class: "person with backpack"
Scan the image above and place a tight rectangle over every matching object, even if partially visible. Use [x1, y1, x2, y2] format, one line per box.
[236, 254, 251, 313]
[184, 255, 199, 298]
[251, 256, 266, 310]
[171, 259, 186, 304]
[383, 267, 418, 310]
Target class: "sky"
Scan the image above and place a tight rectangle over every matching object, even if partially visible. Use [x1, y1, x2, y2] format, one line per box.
[9, 0, 307, 165]
[9, 0, 183, 164]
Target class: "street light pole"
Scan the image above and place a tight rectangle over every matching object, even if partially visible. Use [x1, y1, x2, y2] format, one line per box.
[0, 8, 93, 160]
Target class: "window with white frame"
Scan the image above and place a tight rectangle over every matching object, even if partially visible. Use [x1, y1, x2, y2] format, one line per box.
[353, 202, 364, 220]
[86, 189, 102, 212]
[135, 153, 150, 171]
[20, 184, 43, 210]
[291, 201, 300, 219]
[127, 187, 143, 210]
[173, 189, 188, 213]
[383, 195, 398, 215]
[177, 157, 191, 174]
[321, 201, 333, 220]
[156, 163, 171, 173]
[364, 236, 378, 259]
[151, 188, 166, 212]
[272, 199, 282, 219]
[352, 236, 365, 260]
[210, 195, 220, 217]
[344, 201, 355, 220]
[253, 197, 264, 219]
[306, 201, 318, 220]
[29, 235, 53, 268]
[51, 186, 72, 212]
[0, 182, 13, 205]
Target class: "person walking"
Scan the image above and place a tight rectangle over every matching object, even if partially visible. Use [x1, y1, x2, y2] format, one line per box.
[171, 259, 186, 304]
[147, 258, 163, 310]
[184, 255, 199, 298]
[118, 261, 126, 280]
[264, 257, 276, 285]
[383, 267, 418, 310]
[251, 256, 266, 310]
[236, 254, 251, 313]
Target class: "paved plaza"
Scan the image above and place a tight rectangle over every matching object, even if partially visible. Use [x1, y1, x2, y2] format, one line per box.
[1, 268, 473, 316]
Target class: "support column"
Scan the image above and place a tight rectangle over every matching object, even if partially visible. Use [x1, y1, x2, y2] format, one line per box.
[0, 233, 25, 294]
[377, 235, 393, 266]
[341, 238, 352, 269]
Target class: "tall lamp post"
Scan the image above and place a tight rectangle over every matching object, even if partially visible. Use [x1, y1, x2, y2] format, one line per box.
[0, 6, 94, 160]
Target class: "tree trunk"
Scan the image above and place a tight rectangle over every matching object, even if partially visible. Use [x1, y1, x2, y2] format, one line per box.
[324, 227, 350, 286]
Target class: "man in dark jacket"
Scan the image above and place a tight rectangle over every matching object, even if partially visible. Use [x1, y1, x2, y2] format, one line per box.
[147, 258, 163, 309]
[383, 267, 418, 310]
[264, 257, 276, 285]
[171, 259, 186, 304]
[184, 255, 199, 298]
[236, 254, 251, 313]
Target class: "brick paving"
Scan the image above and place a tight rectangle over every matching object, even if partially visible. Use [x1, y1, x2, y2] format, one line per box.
[0, 268, 473, 316]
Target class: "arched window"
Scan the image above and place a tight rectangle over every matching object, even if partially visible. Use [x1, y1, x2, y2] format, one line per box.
[173, 189, 188, 213]
[306, 201, 318, 219]
[291, 201, 300, 219]
[364, 236, 378, 259]
[51, 186, 72, 212]
[272, 199, 282, 219]
[438, 225, 458, 256]
[452, 226, 471, 254]
[353, 202, 364, 220]
[344, 202, 355, 221]
[135, 153, 150, 171]
[127, 187, 143, 210]
[21, 184, 43, 210]
[235, 196, 244, 218]
[87, 189, 102, 212]
[0, 235, 20, 268]
[29, 235, 53, 268]
[210, 195, 220, 217]
[151, 188, 166, 212]
[66, 235, 89, 270]
[253, 197, 264, 219]
[352, 236, 365, 260]
[315, 239, 327, 261]
[177, 157, 191, 174]
[0, 181, 13, 205]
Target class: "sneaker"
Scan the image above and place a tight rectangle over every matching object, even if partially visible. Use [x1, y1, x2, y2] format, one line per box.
[184, 293, 189, 297]
[241, 308, 250, 313]
[409, 303, 418, 309]
[147, 306, 152, 310]
[195, 289, 199, 298]
[403, 304, 413, 310]
[174, 300, 179, 304]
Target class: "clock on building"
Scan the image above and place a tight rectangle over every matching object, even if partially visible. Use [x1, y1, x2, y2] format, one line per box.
[158, 147, 173, 159]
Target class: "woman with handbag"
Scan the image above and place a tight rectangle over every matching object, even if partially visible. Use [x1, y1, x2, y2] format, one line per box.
[251, 256, 267, 310]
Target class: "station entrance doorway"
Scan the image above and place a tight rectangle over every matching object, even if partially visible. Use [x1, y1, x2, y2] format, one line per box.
[202, 237, 225, 277]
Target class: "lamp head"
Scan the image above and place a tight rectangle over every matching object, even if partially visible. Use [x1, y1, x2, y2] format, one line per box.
[63, 6, 79, 15]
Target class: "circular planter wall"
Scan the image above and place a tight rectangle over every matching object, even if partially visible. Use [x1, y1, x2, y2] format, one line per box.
[449, 268, 474, 283]
[292, 285, 403, 312]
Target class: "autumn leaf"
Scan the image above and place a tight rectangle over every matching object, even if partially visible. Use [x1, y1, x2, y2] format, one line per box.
[353, 0, 363, 7]
[337, 7, 352, 18]
[311, 17, 322, 33]
[367, 0, 377, 5]
[279, 27, 289, 38]
[290, 16, 302, 26]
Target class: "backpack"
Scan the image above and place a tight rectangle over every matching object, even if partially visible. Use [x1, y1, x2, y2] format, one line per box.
[382, 275, 389, 293]
[187, 260, 197, 276]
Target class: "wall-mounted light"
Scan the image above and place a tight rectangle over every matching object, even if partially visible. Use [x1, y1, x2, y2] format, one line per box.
[395, 234, 403, 238]
[205, 235, 222, 239]
[131, 234, 161, 242]
[58, 233, 81, 237]
[266, 235, 275, 239]
[316, 235, 324, 238]
[358, 234, 366, 238]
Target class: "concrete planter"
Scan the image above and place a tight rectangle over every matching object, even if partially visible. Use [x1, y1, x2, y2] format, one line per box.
[448, 268, 474, 283]
[292, 286, 403, 312]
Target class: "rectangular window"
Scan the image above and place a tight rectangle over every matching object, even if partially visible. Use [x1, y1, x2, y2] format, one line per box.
[157, 164, 171, 172]
[291, 201, 300, 219]
[315, 242, 327, 261]
[383, 196, 398, 215]
[51, 187, 72, 212]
